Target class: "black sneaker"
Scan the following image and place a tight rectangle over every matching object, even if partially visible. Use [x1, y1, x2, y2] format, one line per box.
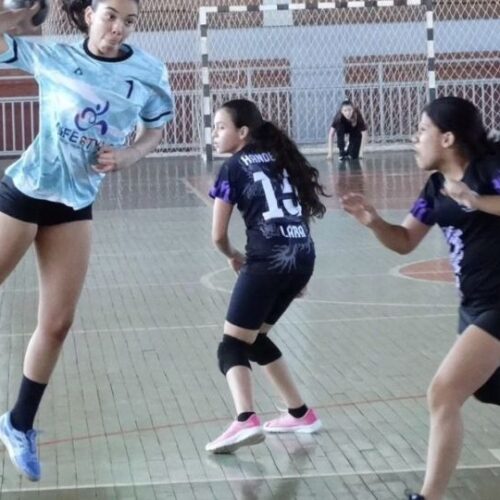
[406, 493, 425, 500]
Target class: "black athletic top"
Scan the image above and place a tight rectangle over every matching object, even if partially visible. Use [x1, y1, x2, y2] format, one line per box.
[331, 114, 367, 136]
[410, 155, 500, 307]
[210, 145, 315, 274]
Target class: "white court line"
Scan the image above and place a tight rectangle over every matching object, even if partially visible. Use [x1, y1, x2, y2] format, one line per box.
[0, 312, 456, 338]
[2, 462, 500, 493]
[2, 279, 206, 294]
[0, 270, 457, 295]
[490, 449, 500, 462]
[200, 268, 456, 308]
[1, 269, 451, 295]
[181, 177, 213, 208]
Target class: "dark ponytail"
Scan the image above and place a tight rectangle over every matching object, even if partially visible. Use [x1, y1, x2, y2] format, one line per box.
[221, 99, 328, 220]
[424, 96, 500, 160]
[61, 0, 92, 33]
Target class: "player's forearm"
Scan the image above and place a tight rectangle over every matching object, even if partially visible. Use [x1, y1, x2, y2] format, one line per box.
[368, 216, 414, 254]
[327, 129, 335, 155]
[130, 126, 163, 162]
[471, 195, 500, 217]
[361, 130, 368, 150]
[213, 234, 238, 258]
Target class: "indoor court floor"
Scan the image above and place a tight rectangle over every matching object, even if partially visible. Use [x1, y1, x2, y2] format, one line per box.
[0, 151, 499, 499]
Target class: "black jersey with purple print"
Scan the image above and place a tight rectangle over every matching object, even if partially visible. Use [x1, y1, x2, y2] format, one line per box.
[209, 145, 315, 274]
[410, 156, 500, 306]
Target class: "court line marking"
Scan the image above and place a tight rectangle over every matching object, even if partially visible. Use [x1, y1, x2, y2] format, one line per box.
[389, 258, 454, 284]
[200, 268, 456, 308]
[33, 394, 427, 448]
[490, 449, 500, 462]
[1, 462, 499, 493]
[181, 177, 213, 208]
[0, 312, 456, 338]
[0, 269, 455, 295]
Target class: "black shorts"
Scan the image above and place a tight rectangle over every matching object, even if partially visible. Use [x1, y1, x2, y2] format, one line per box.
[226, 270, 312, 330]
[458, 304, 500, 405]
[458, 304, 500, 341]
[0, 176, 92, 226]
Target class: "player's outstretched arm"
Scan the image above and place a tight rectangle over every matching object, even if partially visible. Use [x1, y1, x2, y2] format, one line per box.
[326, 127, 335, 159]
[341, 192, 431, 254]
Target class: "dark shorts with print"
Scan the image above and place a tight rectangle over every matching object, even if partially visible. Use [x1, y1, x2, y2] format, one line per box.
[226, 270, 312, 330]
[0, 176, 92, 226]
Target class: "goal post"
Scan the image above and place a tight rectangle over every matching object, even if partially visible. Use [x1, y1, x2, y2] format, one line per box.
[9, 1, 497, 159]
[199, 0, 436, 163]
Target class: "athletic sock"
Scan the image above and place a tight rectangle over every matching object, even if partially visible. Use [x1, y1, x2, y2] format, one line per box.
[237, 412, 255, 422]
[289, 404, 308, 419]
[10, 376, 47, 432]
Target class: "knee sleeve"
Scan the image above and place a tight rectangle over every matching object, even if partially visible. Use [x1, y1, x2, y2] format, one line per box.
[247, 333, 282, 366]
[473, 380, 500, 406]
[217, 334, 251, 375]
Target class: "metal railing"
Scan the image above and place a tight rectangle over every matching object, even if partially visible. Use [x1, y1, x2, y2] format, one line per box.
[1, 78, 499, 157]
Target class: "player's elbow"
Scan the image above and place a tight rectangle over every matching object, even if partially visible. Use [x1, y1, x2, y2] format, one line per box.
[394, 245, 412, 256]
[212, 232, 228, 248]
[396, 236, 418, 255]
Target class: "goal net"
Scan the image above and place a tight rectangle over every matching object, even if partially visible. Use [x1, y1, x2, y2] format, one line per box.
[36, 1, 500, 159]
[199, 0, 434, 161]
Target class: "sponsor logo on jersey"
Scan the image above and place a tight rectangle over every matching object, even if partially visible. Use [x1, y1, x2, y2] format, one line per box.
[75, 101, 110, 135]
[56, 122, 103, 151]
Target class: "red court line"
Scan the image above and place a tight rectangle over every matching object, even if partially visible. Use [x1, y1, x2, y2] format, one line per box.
[37, 393, 426, 448]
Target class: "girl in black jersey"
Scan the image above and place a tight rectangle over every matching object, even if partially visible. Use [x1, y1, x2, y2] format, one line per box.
[341, 96, 500, 500]
[327, 99, 368, 161]
[206, 99, 328, 454]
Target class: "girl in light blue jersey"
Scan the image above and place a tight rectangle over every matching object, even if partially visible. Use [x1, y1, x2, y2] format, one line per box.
[0, 0, 173, 481]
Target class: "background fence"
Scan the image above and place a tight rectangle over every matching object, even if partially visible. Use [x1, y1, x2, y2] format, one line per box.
[0, 0, 499, 157]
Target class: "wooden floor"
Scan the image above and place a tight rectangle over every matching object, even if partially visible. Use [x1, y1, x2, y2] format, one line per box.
[0, 152, 499, 499]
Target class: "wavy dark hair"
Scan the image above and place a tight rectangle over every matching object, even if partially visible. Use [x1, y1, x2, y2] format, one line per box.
[424, 96, 500, 159]
[332, 99, 366, 130]
[62, 0, 140, 33]
[220, 99, 328, 220]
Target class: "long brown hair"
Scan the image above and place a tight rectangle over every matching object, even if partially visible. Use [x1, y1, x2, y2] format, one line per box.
[221, 99, 328, 220]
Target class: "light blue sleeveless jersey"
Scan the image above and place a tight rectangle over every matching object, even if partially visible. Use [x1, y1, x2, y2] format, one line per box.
[0, 35, 174, 209]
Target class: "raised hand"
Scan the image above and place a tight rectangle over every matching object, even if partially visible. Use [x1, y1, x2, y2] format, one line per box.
[441, 179, 478, 210]
[1, 2, 41, 35]
[340, 192, 378, 226]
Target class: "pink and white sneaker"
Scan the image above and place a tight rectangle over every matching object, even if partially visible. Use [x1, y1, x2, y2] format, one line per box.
[263, 408, 322, 433]
[205, 414, 265, 453]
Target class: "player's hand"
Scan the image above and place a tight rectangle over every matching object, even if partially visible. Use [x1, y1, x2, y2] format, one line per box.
[92, 146, 140, 173]
[1, 2, 40, 35]
[228, 250, 245, 273]
[441, 179, 478, 210]
[340, 192, 378, 226]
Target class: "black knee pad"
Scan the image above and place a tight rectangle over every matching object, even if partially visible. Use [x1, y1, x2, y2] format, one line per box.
[247, 333, 282, 366]
[217, 334, 252, 375]
[473, 381, 500, 406]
